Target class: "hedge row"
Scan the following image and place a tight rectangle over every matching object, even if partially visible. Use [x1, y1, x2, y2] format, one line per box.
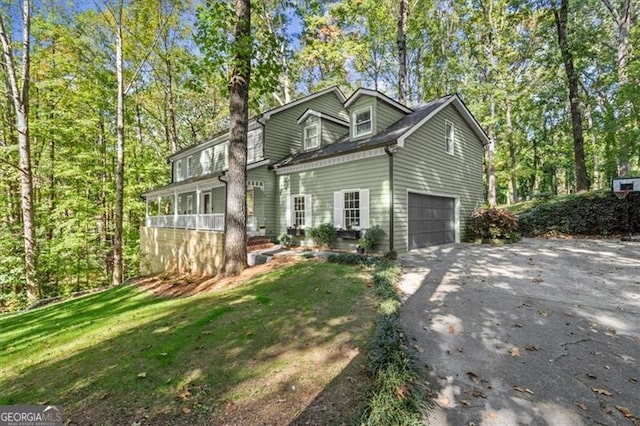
[517, 191, 640, 236]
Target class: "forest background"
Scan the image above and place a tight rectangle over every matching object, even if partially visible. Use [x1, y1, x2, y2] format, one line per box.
[0, 0, 637, 308]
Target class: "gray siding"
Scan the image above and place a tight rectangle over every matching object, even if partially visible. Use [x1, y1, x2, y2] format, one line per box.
[265, 92, 347, 161]
[277, 155, 391, 251]
[393, 104, 485, 252]
[375, 99, 406, 132]
[212, 186, 226, 214]
[247, 165, 277, 235]
[321, 119, 348, 146]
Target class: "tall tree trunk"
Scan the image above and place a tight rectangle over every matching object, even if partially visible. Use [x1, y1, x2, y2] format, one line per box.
[222, 0, 251, 277]
[113, 0, 125, 286]
[554, 0, 589, 191]
[505, 99, 518, 203]
[0, 0, 39, 300]
[486, 99, 497, 207]
[397, 0, 408, 103]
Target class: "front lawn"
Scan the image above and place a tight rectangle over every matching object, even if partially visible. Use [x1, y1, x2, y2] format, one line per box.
[0, 260, 376, 425]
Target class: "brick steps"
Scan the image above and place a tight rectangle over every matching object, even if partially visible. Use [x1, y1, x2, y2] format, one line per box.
[247, 236, 275, 252]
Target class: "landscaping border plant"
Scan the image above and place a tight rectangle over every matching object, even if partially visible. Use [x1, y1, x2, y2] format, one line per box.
[328, 254, 426, 425]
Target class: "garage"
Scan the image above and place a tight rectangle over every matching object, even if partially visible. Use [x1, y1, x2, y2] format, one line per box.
[408, 193, 456, 249]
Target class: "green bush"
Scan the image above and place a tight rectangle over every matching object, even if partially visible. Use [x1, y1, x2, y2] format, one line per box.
[359, 225, 385, 253]
[466, 208, 519, 243]
[307, 223, 337, 248]
[327, 253, 369, 265]
[278, 233, 292, 248]
[518, 191, 639, 236]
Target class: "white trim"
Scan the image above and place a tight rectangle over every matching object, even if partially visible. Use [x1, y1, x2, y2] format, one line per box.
[344, 88, 412, 113]
[297, 109, 348, 127]
[337, 188, 368, 230]
[275, 148, 386, 175]
[176, 159, 184, 181]
[303, 123, 320, 150]
[445, 119, 455, 155]
[405, 189, 460, 252]
[397, 95, 490, 147]
[186, 195, 194, 214]
[352, 105, 373, 139]
[186, 155, 193, 178]
[262, 86, 347, 121]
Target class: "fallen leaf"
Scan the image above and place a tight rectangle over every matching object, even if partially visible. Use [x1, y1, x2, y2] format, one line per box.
[472, 387, 486, 398]
[178, 389, 191, 401]
[513, 385, 534, 395]
[532, 275, 544, 283]
[538, 309, 549, 317]
[137, 372, 147, 379]
[182, 407, 191, 415]
[448, 324, 456, 334]
[586, 373, 597, 379]
[576, 402, 587, 411]
[459, 399, 471, 407]
[512, 323, 523, 328]
[525, 345, 540, 351]
[509, 347, 521, 357]
[467, 371, 479, 383]
[395, 385, 409, 398]
[615, 405, 634, 418]
[592, 387, 612, 396]
[437, 397, 450, 407]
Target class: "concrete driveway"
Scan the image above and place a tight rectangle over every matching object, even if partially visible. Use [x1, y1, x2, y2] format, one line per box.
[399, 238, 640, 425]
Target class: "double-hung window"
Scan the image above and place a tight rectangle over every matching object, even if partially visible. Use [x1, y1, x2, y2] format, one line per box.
[445, 120, 455, 155]
[293, 195, 306, 227]
[304, 124, 319, 150]
[343, 191, 360, 228]
[333, 189, 369, 230]
[247, 129, 263, 163]
[202, 148, 212, 174]
[353, 106, 372, 138]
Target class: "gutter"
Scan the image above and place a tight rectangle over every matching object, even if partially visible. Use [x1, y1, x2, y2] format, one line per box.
[384, 145, 397, 252]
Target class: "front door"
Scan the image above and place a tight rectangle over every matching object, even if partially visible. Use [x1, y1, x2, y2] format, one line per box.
[246, 188, 256, 231]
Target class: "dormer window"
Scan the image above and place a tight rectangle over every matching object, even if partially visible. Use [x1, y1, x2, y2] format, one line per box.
[303, 119, 320, 150]
[353, 106, 372, 138]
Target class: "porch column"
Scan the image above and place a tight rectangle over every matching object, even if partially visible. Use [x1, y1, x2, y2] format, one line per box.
[196, 186, 201, 230]
[173, 189, 178, 227]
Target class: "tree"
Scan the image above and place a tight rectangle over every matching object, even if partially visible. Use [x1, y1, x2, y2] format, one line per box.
[222, 0, 251, 276]
[0, 0, 39, 300]
[397, 0, 408, 103]
[553, 0, 590, 191]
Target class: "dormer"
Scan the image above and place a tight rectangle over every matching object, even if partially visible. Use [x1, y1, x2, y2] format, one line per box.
[296, 109, 349, 151]
[344, 88, 412, 140]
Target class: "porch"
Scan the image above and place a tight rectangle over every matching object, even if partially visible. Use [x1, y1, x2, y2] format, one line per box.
[145, 214, 260, 233]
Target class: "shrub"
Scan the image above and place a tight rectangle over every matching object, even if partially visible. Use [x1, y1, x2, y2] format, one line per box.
[307, 223, 337, 248]
[327, 253, 369, 265]
[359, 225, 385, 253]
[466, 208, 519, 243]
[278, 233, 292, 248]
[517, 191, 639, 236]
[383, 250, 397, 261]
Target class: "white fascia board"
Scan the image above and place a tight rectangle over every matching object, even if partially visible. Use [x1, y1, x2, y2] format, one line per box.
[275, 148, 386, 175]
[297, 109, 349, 126]
[396, 95, 490, 147]
[261, 86, 347, 122]
[344, 88, 412, 113]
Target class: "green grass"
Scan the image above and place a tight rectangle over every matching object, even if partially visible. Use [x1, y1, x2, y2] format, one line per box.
[0, 261, 375, 425]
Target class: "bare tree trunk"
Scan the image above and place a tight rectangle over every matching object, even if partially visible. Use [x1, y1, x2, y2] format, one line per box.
[0, 0, 39, 300]
[222, 0, 251, 277]
[397, 0, 408, 103]
[505, 99, 518, 203]
[554, 0, 589, 191]
[486, 99, 497, 207]
[113, 0, 125, 286]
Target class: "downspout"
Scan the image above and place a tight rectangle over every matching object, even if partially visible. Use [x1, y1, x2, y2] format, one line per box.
[217, 173, 227, 233]
[384, 145, 396, 252]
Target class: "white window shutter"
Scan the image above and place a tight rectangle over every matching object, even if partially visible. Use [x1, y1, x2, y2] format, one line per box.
[285, 195, 292, 227]
[333, 191, 344, 228]
[360, 188, 370, 229]
[304, 194, 313, 228]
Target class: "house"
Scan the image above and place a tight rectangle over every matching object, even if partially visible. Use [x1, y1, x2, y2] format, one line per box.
[141, 87, 488, 275]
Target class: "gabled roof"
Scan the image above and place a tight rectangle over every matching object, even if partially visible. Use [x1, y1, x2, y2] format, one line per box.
[296, 109, 349, 127]
[343, 88, 413, 114]
[169, 86, 346, 160]
[273, 93, 489, 169]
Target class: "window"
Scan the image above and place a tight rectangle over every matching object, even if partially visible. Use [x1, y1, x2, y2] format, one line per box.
[304, 124, 319, 150]
[343, 191, 360, 228]
[176, 160, 183, 181]
[202, 148, 212, 174]
[187, 156, 193, 177]
[353, 106, 372, 138]
[445, 120, 455, 155]
[177, 196, 183, 214]
[293, 195, 305, 227]
[247, 129, 263, 163]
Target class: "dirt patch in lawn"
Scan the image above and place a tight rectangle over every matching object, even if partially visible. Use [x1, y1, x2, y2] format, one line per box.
[136, 255, 303, 298]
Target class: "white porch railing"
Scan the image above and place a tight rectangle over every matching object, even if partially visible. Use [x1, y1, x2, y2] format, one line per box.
[146, 214, 225, 231]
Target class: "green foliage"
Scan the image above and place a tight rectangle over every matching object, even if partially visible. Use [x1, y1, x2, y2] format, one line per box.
[517, 191, 639, 236]
[359, 225, 385, 252]
[362, 261, 425, 425]
[466, 208, 520, 243]
[327, 253, 369, 265]
[383, 250, 397, 261]
[307, 223, 337, 248]
[278, 233, 292, 248]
